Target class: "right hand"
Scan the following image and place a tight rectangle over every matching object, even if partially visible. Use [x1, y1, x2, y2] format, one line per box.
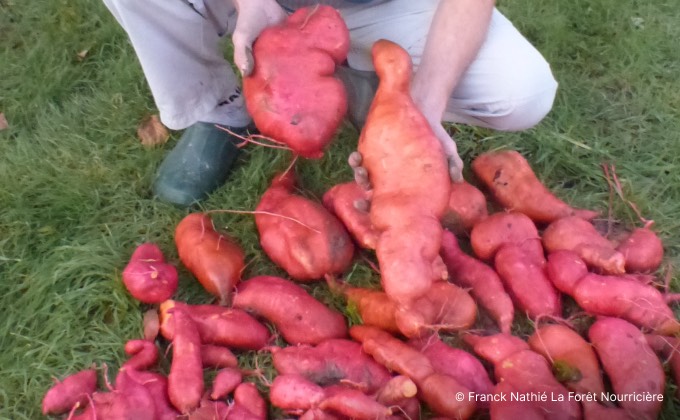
[231, 0, 287, 77]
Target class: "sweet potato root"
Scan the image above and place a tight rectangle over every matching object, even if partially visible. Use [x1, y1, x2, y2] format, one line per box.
[542, 216, 625, 274]
[589, 317, 665, 420]
[616, 227, 664, 273]
[357, 39, 451, 305]
[255, 171, 355, 281]
[159, 300, 270, 350]
[233, 275, 347, 345]
[471, 150, 598, 223]
[470, 211, 542, 261]
[322, 181, 378, 249]
[122, 242, 178, 304]
[440, 230, 514, 333]
[243, 6, 349, 158]
[42, 368, 98, 415]
[175, 213, 245, 304]
[442, 180, 488, 233]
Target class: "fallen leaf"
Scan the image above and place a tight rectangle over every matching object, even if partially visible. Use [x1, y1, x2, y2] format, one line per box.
[137, 115, 169, 148]
[76, 49, 89, 61]
[0, 113, 8, 131]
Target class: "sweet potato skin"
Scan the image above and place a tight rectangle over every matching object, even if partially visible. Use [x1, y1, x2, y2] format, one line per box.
[322, 182, 378, 250]
[243, 6, 349, 158]
[471, 150, 598, 223]
[175, 213, 245, 304]
[357, 39, 451, 305]
[256, 172, 355, 281]
[42, 369, 98, 415]
[233, 275, 348, 345]
[122, 243, 178, 304]
[442, 181, 488, 233]
[470, 212, 541, 261]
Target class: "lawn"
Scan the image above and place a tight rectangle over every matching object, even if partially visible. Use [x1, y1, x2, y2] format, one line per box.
[1, 0, 679, 418]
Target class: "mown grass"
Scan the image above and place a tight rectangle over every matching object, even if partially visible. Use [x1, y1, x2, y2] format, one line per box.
[1, 0, 679, 418]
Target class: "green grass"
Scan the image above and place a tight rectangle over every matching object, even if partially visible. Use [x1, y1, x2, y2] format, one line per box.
[1, 0, 679, 418]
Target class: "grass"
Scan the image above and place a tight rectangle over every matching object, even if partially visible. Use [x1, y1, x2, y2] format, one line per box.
[1, 0, 679, 418]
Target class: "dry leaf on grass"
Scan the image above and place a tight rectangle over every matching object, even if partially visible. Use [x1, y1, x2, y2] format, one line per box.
[137, 114, 169, 148]
[76, 49, 89, 61]
[0, 113, 8, 131]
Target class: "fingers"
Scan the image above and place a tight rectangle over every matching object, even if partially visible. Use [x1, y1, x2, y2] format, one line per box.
[431, 123, 465, 183]
[348, 151, 372, 191]
[233, 41, 255, 77]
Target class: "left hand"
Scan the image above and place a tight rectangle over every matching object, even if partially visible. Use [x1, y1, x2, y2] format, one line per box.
[429, 122, 464, 183]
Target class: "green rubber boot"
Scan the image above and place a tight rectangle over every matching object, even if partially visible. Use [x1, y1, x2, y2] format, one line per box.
[152, 122, 248, 207]
[335, 65, 379, 131]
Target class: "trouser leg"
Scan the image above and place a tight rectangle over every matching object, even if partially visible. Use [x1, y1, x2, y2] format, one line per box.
[102, 0, 249, 130]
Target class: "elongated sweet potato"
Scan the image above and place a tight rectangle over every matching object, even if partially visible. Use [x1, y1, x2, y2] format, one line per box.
[159, 300, 270, 350]
[545, 250, 589, 294]
[175, 213, 245, 304]
[470, 211, 542, 261]
[42, 368, 98, 415]
[322, 181, 378, 249]
[201, 345, 238, 369]
[589, 317, 665, 420]
[256, 171, 355, 281]
[233, 275, 347, 345]
[270, 374, 327, 412]
[210, 368, 242, 400]
[122, 242, 178, 304]
[616, 227, 664, 273]
[528, 324, 605, 394]
[357, 39, 451, 305]
[442, 180, 488, 233]
[471, 150, 598, 223]
[543, 216, 625, 274]
[243, 6, 349, 158]
[319, 385, 393, 419]
[440, 230, 514, 333]
[167, 308, 204, 414]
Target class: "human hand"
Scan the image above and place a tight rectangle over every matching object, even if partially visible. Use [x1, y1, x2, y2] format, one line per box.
[430, 122, 464, 183]
[232, 0, 287, 77]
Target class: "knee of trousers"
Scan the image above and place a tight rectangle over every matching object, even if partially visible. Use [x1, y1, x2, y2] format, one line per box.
[489, 80, 558, 132]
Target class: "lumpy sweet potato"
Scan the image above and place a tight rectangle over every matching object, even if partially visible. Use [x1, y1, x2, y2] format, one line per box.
[357, 39, 451, 305]
[322, 181, 378, 250]
[243, 6, 349, 158]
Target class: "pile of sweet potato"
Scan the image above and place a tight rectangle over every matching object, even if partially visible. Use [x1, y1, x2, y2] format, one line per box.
[43, 7, 680, 420]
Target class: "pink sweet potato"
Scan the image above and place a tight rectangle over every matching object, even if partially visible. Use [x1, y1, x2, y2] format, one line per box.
[243, 6, 349, 158]
[189, 399, 229, 420]
[255, 171, 355, 281]
[470, 211, 542, 261]
[230, 382, 267, 420]
[113, 370, 163, 419]
[589, 317, 665, 420]
[616, 227, 664, 273]
[270, 374, 327, 412]
[233, 275, 347, 345]
[646, 334, 680, 400]
[124, 370, 178, 420]
[543, 216, 625, 274]
[210, 368, 243, 400]
[319, 385, 393, 419]
[121, 339, 158, 372]
[322, 181, 378, 249]
[442, 180, 489, 233]
[167, 308, 204, 414]
[159, 300, 270, 350]
[201, 345, 238, 369]
[582, 401, 632, 420]
[528, 324, 605, 394]
[175, 213, 245, 304]
[545, 250, 589, 294]
[122, 242, 178, 304]
[357, 40, 451, 306]
[440, 230, 514, 333]
[42, 368, 98, 415]
[471, 150, 598, 223]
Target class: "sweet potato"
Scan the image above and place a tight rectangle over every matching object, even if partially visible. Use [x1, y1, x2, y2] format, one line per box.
[255, 171, 355, 281]
[373, 375, 420, 418]
[175, 213, 245, 304]
[582, 401, 633, 420]
[122, 370, 178, 420]
[494, 243, 562, 318]
[471, 150, 598, 223]
[442, 180, 489, 233]
[527, 324, 605, 394]
[616, 227, 664, 273]
[319, 385, 392, 419]
[322, 181, 378, 249]
[113, 370, 163, 419]
[159, 300, 270, 350]
[42, 368, 98, 415]
[357, 39, 451, 305]
[342, 286, 400, 334]
[542, 216, 625, 274]
[272, 338, 391, 393]
[201, 345, 238, 369]
[121, 339, 158, 372]
[589, 317, 665, 420]
[233, 275, 347, 345]
[229, 382, 267, 420]
[645, 334, 680, 400]
[167, 308, 204, 414]
[350, 325, 477, 419]
[189, 399, 230, 420]
[210, 367, 243, 400]
[270, 374, 327, 412]
[470, 211, 542, 261]
[243, 6, 349, 158]
[546, 253, 680, 334]
[122, 242, 178, 304]
[440, 230, 514, 333]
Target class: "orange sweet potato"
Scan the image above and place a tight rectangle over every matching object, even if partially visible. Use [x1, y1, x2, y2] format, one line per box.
[542, 216, 625, 274]
[616, 227, 664, 273]
[470, 211, 542, 261]
[243, 6, 349, 158]
[342, 286, 400, 334]
[322, 181, 378, 249]
[256, 171, 355, 281]
[442, 180, 489, 233]
[122, 242, 178, 304]
[233, 275, 348, 345]
[175, 213, 245, 304]
[471, 150, 598, 223]
[357, 39, 451, 305]
[440, 230, 514, 333]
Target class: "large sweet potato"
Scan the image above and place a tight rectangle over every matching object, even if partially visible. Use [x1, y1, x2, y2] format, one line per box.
[357, 39, 451, 305]
[442, 180, 488, 233]
[470, 211, 542, 261]
[243, 6, 349, 158]
[256, 171, 355, 281]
